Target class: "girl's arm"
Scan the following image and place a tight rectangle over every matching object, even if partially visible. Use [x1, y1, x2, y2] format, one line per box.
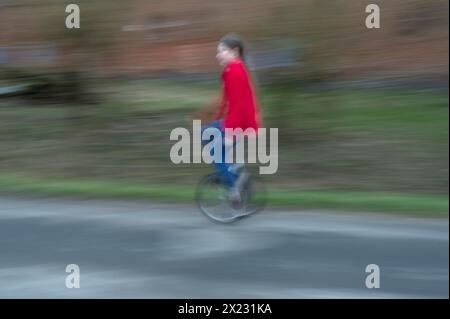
[191, 91, 224, 122]
[222, 64, 246, 129]
[213, 87, 226, 120]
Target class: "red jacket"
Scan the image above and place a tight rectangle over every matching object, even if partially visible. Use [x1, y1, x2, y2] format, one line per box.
[214, 59, 261, 133]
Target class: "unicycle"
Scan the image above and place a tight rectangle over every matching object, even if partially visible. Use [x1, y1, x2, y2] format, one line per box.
[195, 165, 266, 224]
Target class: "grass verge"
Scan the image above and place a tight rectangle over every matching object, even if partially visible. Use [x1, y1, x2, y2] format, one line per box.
[0, 175, 447, 218]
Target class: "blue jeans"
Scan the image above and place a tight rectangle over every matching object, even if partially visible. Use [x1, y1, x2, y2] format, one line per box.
[201, 120, 238, 188]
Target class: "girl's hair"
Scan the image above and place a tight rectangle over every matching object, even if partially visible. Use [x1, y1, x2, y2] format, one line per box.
[220, 34, 246, 62]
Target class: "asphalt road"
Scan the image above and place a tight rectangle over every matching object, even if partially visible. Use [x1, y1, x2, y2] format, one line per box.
[0, 196, 448, 298]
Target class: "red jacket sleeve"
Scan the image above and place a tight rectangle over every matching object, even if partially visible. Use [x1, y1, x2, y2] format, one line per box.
[222, 64, 246, 129]
[213, 86, 227, 120]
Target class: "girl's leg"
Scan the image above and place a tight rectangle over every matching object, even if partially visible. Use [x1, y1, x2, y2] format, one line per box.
[201, 120, 238, 188]
[212, 139, 238, 188]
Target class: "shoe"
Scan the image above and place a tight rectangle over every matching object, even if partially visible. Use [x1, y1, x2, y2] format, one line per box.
[227, 186, 241, 202]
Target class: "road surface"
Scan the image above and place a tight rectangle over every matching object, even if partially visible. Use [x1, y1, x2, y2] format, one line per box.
[0, 196, 448, 298]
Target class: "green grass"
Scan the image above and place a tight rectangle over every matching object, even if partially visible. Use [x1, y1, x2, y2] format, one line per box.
[259, 88, 449, 142]
[0, 81, 448, 213]
[0, 175, 447, 218]
[334, 90, 449, 141]
[267, 191, 448, 217]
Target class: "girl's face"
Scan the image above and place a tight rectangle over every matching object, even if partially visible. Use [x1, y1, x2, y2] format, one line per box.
[216, 43, 239, 67]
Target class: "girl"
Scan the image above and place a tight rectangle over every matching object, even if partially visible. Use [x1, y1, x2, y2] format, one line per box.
[195, 34, 262, 201]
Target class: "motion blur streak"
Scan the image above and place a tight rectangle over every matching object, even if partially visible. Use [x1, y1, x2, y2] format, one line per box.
[0, 0, 448, 299]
